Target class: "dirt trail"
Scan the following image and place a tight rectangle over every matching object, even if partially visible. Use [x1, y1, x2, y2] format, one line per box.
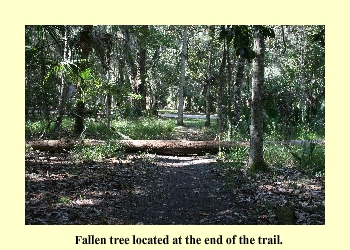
[123, 155, 255, 225]
[25, 151, 262, 225]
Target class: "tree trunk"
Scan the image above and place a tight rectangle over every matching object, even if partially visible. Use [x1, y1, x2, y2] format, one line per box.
[137, 25, 148, 113]
[26, 139, 248, 155]
[123, 27, 138, 116]
[26, 139, 324, 155]
[74, 25, 93, 134]
[299, 26, 307, 123]
[177, 26, 187, 126]
[217, 41, 227, 133]
[226, 44, 235, 139]
[74, 97, 85, 134]
[233, 56, 245, 127]
[205, 31, 213, 127]
[248, 26, 267, 172]
[54, 25, 68, 133]
[204, 76, 212, 127]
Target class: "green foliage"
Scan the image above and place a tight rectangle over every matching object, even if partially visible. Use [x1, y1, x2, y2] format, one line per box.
[58, 196, 70, 204]
[227, 147, 249, 167]
[25, 118, 58, 139]
[289, 143, 325, 176]
[25, 119, 47, 137]
[263, 144, 293, 167]
[112, 117, 175, 140]
[71, 140, 123, 162]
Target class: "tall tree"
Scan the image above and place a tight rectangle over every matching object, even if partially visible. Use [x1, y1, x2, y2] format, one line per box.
[226, 41, 235, 139]
[73, 25, 93, 134]
[177, 26, 187, 126]
[248, 26, 268, 172]
[54, 25, 69, 133]
[233, 56, 245, 126]
[217, 40, 227, 133]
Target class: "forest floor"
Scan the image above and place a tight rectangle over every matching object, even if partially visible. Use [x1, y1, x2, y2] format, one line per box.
[25, 117, 325, 225]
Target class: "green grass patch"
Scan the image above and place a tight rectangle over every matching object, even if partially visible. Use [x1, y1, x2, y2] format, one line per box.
[71, 140, 123, 162]
[112, 117, 175, 140]
[58, 196, 70, 204]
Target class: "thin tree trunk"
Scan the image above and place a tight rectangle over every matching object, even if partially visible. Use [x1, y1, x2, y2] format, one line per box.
[205, 30, 213, 127]
[226, 44, 235, 139]
[74, 25, 93, 134]
[123, 27, 138, 116]
[248, 26, 267, 171]
[54, 25, 68, 133]
[204, 77, 211, 127]
[177, 25, 187, 126]
[217, 41, 227, 133]
[233, 56, 245, 126]
[137, 25, 148, 113]
[299, 26, 307, 123]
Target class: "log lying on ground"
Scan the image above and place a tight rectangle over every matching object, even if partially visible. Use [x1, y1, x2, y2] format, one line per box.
[26, 139, 248, 155]
[26, 139, 324, 155]
[119, 140, 250, 155]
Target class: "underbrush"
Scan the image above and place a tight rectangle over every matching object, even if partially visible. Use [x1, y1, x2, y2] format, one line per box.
[112, 117, 175, 140]
[216, 142, 325, 178]
[25, 116, 176, 141]
[70, 140, 124, 162]
[215, 142, 325, 225]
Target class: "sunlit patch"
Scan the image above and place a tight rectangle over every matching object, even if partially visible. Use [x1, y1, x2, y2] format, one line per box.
[71, 198, 100, 206]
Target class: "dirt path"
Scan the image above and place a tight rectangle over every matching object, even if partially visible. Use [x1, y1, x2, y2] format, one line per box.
[119, 155, 256, 225]
[25, 152, 260, 225]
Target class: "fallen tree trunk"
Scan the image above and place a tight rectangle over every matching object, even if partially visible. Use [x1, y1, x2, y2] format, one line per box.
[25, 139, 249, 155]
[119, 140, 250, 155]
[26, 139, 324, 155]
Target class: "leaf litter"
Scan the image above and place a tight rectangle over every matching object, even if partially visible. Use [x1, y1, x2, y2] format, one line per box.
[25, 149, 324, 225]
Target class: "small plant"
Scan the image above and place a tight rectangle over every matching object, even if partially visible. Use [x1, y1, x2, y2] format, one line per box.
[289, 142, 325, 176]
[228, 147, 249, 165]
[71, 140, 123, 162]
[58, 196, 70, 204]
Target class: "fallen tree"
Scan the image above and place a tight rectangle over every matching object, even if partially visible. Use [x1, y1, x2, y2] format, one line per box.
[25, 139, 324, 155]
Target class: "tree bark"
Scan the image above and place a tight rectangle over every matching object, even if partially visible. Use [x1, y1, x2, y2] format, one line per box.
[137, 25, 148, 113]
[74, 25, 93, 134]
[26, 139, 248, 155]
[26, 139, 324, 155]
[226, 44, 235, 139]
[123, 27, 138, 116]
[248, 26, 267, 171]
[217, 41, 227, 133]
[178, 26, 187, 126]
[54, 25, 68, 133]
[233, 56, 245, 126]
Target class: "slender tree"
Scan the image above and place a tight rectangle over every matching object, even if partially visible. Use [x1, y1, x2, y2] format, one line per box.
[217, 40, 227, 133]
[248, 26, 268, 172]
[233, 56, 245, 126]
[177, 25, 187, 126]
[54, 25, 69, 133]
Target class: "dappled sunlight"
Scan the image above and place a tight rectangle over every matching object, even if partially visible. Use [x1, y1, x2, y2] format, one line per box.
[154, 155, 216, 167]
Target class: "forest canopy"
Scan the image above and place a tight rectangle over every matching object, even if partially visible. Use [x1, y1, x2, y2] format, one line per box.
[25, 25, 324, 136]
